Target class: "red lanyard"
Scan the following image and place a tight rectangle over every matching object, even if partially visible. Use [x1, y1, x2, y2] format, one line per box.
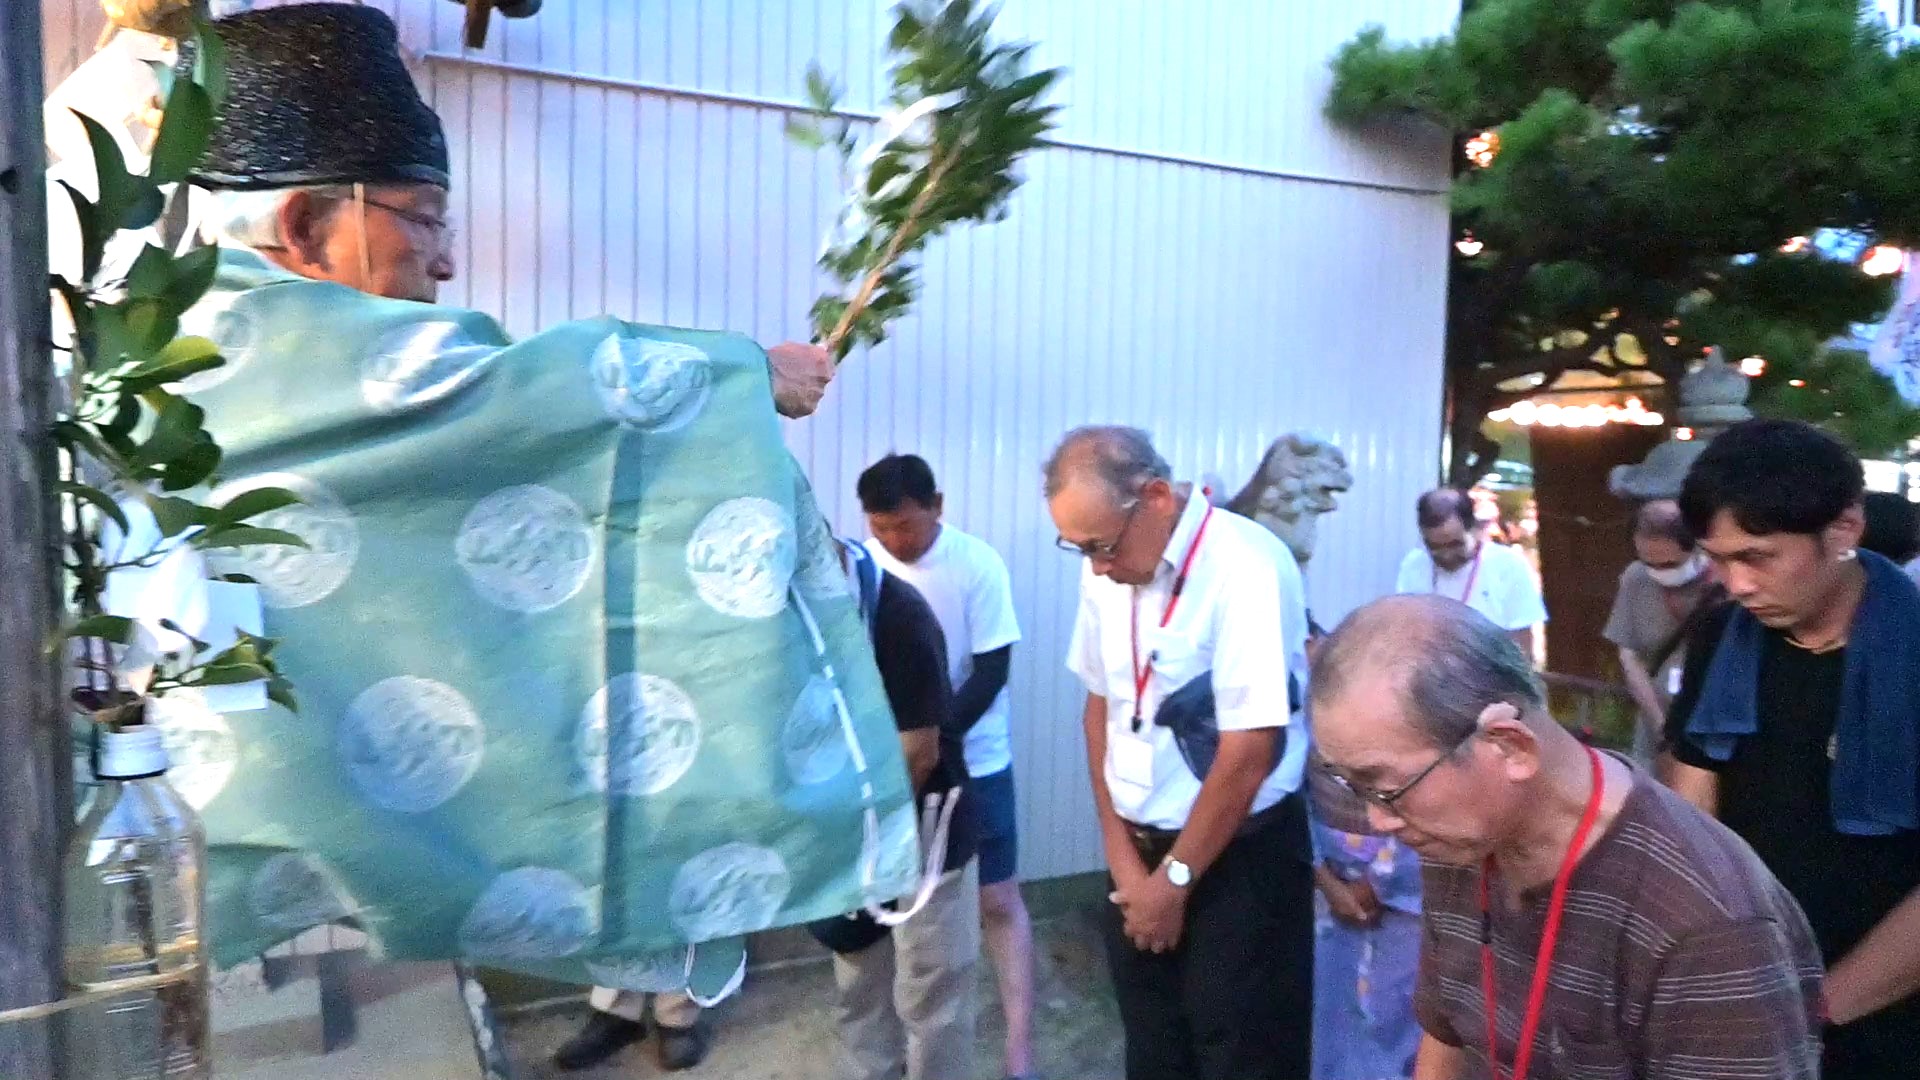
[1478, 745, 1605, 1080]
[1436, 544, 1484, 604]
[1128, 503, 1215, 731]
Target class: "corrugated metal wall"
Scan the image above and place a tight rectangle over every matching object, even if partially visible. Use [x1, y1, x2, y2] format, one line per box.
[43, 0, 1456, 880]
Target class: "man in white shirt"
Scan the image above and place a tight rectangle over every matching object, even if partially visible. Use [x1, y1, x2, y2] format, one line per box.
[1394, 488, 1546, 654]
[857, 453, 1037, 1080]
[1047, 425, 1314, 1080]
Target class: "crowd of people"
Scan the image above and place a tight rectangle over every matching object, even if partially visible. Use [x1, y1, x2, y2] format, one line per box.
[75, 5, 1920, 1079]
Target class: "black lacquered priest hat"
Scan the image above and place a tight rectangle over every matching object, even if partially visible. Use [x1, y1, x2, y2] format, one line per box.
[181, 3, 450, 190]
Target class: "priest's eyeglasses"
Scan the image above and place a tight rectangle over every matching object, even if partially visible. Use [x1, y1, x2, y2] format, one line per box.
[362, 197, 456, 249]
[1321, 728, 1478, 811]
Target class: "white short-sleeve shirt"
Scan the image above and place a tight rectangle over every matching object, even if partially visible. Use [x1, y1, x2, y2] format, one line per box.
[866, 526, 1023, 777]
[1395, 540, 1547, 631]
[1065, 493, 1307, 830]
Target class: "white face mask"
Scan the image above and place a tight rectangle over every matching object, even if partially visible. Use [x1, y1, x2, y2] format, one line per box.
[1646, 554, 1706, 588]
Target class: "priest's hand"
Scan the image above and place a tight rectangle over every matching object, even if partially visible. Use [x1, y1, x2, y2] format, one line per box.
[769, 342, 835, 418]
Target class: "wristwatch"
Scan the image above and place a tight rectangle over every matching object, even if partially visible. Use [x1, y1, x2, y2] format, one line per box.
[1164, 857, 1193, 888]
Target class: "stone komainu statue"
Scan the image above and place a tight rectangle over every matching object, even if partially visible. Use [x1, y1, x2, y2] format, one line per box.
[1220, 432, 1354, 568]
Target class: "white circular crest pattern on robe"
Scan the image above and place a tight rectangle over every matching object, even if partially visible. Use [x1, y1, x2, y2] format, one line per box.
[591, 335, 713, 432]
[173, 292, 258, 393]
[458, 867, 597, 961]
[145, 689, 237, 810]
[668, 843, 792, 941]
[586, 949, 693, 994]
[361, 319, 499, 412]
[685, 497, 796, 619]
[249, 852, 359, 932]
[205, 473, 360, 609]
[576, 673, 702, 796]
[865, 803, 922, 905]
[455, 485, 597, 613]
[338, 676, 485, 813]
[780, 674, 848, 786]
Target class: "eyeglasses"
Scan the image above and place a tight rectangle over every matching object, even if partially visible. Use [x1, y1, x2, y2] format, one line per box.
[1321, 728, 1477, 812]
[360, 197, 458, 256]
[1055, 500, 1140, 559]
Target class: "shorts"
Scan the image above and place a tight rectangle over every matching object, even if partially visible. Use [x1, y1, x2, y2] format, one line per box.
[973, 765, 1018, 886]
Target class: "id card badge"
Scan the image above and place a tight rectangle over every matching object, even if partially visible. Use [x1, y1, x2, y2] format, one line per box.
[1667, 664, 1683, 697]
[1112, 728, 1156, 791]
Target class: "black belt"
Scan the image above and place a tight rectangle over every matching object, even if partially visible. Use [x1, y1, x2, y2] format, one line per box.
[1122, 791, 1302, 870]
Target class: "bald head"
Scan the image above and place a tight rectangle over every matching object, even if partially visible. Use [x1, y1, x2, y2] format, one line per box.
[1042, 425, 1171, 508]
[1311, 594, 1546, 749]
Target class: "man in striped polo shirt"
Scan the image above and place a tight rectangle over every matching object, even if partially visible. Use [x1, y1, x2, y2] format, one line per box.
[1310, 594, 1821, 1080]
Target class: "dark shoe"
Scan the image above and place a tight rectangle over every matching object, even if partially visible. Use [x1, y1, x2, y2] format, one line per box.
[656, 1018, 711, 1071]
[553, 1011, 645, 1071]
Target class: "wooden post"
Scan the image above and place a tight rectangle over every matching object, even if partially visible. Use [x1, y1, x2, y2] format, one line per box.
[0, 2, 68, 1077]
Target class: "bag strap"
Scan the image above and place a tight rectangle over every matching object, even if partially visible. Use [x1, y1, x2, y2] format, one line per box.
[1646, 583, 1729, 675]
[842, 540, 883, 629]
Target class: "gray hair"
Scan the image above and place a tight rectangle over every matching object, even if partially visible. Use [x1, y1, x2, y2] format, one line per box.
[1633, 499, 1694, 550]
[203, 184, 354, 250]
[1042, 425, 1172, 505]
[1311, 595, 1544, 748]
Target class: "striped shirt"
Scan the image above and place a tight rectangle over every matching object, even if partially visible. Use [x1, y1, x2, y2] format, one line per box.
[1415, 766, 1824, 1080]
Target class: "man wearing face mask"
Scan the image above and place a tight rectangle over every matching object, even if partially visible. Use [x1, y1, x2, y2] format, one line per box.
[1666, 420, 1920, 1078]
[1602, 500, 1722, 766]
[1394, 488, 1546, 658]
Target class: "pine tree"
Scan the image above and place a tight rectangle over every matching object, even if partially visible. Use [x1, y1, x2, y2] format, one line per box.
[1329, 0, 1920, 478]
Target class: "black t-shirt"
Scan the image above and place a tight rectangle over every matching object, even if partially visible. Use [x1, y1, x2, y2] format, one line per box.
[872, 572, 976, 872]
[1669, 605, 1920, 1072]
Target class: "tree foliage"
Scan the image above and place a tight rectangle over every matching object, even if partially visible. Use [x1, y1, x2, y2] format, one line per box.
[55, 19, 299, 723]
[1329, 0, 1920, 477]
[789, 0, 1061, 362]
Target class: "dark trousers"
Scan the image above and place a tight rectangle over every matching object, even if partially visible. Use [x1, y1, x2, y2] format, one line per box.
[1101, 796, 1314, 1080]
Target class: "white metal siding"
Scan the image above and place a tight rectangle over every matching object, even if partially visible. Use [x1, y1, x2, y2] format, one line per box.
[43, 0, 1456, 880]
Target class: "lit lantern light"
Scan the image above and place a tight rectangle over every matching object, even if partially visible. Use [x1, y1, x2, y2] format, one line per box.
[1863, 245, 1906, 277]
[1789, 378, 1807, 387]
[1456, 232, 1485, 257]
[1675, 427, 1695, 441]
[1486, 396, 1665, 428]
[1739, 356, 1767, 377]
[1781, 236, 1811, 254]
[1465, 130, 1499, 168]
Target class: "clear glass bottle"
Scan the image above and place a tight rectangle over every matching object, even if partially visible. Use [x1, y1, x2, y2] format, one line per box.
[63, 724, 210, 1080]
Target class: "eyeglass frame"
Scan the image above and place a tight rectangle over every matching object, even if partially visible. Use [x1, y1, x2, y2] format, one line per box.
[1321, 726, 1479, 812]
[1054, 498, 1142, 559]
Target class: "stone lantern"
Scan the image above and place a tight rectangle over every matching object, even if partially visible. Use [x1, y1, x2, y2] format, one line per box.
[1609, 348, 1753, 501]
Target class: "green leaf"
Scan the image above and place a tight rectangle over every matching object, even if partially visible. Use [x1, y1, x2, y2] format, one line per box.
[159, 438, 221, 492]
[123, 182, 166, 232]
[804, 62, 841, 111]
[784, 116, 829, 150]
[74, 111, 139, 229]
[124, 245, 174, 300]
[66, 615, 134, 645]
[149, 77, 214, 185]
[213, 485, 303, 525]
[123, 335, 223, 388]
[193, 526, 308, 550]
[132, 395, 206, 469]
[52, 420, 129, 473]
[189, 662, 273, 686]
[156, 618, 210, 656]
[266, 677, 299, 714]
[56, 481, 131, 534]
[166, 245, 221, 310]
[148, 495, 208, 538]
[191, 16, 228, 104]
[57, 181, 106, 284]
